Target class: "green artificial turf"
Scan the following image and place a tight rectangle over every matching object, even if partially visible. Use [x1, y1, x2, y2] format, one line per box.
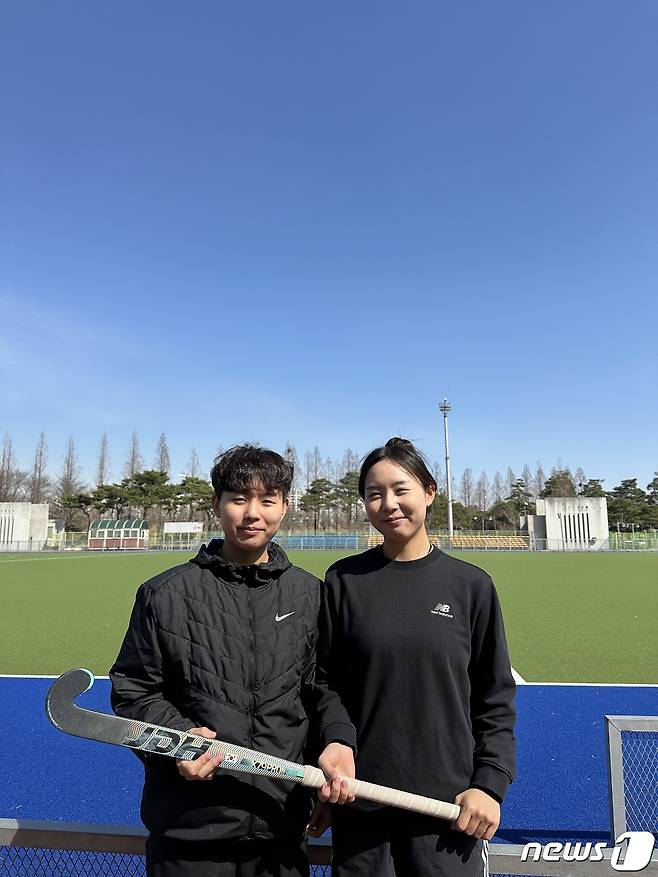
[0, 549, 655, 682]
[453, 551, 658, 684]
[0, 550, 352, 677]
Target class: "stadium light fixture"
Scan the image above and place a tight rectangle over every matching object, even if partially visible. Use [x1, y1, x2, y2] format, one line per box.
[438, 399, 454, 539]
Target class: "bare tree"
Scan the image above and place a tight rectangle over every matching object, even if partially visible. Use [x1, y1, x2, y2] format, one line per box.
[186, 447, 201, 478]
[433, 459, 446, 495]
[522, 464, 533, 499]
[574, 467, 587, 494]
[533, 462, 545, 499]
[154, 432, 171, 477]
[284, 443, 302, 493]
[339, 448, 359, 480]
[492, 471, 504, 504]
[506, 467, 516, 496]
[0, 433, 28, 501]
[304, 447, 323, 489]
[459, 468, 474, 506]
[55, 438, 85, 529]
[344, 448, 359, 471]
[29, 432, 50, 503]
[0, 434, 12, 499]
[324, 456, 337, 484]
[474, 471, 490, 510]
[96, 433, 110, 486]
[123, 430, 143, 479]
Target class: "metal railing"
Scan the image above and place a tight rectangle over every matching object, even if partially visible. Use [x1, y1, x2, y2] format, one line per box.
[0, 820, 330, 876]
[3, 820, 656, 876]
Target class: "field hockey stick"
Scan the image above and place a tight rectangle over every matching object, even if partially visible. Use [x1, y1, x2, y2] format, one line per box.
[46, 669, 460, 822]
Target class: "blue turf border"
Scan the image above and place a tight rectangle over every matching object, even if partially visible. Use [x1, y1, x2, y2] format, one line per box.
[1, 678, 656, 843]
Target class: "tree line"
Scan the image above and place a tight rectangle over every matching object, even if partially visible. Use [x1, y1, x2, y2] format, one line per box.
[1, 430, 656, 532]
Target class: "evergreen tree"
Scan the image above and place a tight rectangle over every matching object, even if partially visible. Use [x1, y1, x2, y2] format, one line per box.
[334, 470, 361, 528]
[581, 478, 605, 497]
[507, 478, 533, 516]
[540, 469, 576, 497]
[299, 477, 334, 532]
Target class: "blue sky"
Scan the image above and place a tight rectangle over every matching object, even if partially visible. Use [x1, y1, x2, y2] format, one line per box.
[2, 2, 657, 489]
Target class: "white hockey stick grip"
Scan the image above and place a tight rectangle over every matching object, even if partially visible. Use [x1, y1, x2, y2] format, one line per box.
[302, 765, 460, 821]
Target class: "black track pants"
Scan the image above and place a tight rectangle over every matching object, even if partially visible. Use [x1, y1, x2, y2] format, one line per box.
[146, 835, 309, 877]
[331, 808, 488, 877]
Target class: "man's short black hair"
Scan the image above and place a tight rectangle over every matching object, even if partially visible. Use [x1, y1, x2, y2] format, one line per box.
[210, 445, 294, 499]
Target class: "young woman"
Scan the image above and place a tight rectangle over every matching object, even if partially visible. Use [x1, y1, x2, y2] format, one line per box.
[312, 437, 516, 877]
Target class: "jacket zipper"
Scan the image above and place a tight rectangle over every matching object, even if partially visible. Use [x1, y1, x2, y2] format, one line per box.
[247, 585, 256, 840]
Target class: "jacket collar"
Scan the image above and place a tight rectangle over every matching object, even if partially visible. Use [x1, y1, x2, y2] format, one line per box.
[191, 538, 291, 585]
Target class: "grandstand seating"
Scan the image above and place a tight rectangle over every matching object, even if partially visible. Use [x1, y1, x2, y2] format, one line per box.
[368, 533, 530, 550]
[449, 534, 529, 550]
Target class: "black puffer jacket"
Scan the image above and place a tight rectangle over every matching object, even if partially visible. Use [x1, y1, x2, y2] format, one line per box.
[109, 540, 326, 842]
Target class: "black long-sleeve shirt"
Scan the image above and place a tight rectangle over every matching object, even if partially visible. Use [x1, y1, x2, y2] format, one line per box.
[315, 547, 516, 808]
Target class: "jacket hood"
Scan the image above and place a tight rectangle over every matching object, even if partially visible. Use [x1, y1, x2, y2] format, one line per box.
[190, 538, 292, 585]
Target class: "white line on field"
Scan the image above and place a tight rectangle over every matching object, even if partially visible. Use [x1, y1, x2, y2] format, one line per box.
[1, 672, 655, 687]
[503, 667, 657, 687]
[0, 555, 113, 563]
[0, 674, 110, 679]
[516, 680, 658, 687]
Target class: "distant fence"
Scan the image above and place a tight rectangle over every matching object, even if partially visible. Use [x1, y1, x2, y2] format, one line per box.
[2, 530, 657, 553]
[608, 531, 658, 551]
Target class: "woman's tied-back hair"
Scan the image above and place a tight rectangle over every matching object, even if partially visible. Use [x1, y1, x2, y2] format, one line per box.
[358, 437, 437, 499]
[210, 445, 294, 499]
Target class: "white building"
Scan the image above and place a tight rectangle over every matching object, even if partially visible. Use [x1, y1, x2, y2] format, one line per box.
[527, 497, 609, 551]
[0, 502, 49, 552]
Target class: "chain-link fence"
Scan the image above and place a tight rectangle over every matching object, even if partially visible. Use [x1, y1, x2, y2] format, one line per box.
[0, 847, 145, 876]
[622, 730, 658, 835]
[0, 822, 332, 877]
[0, 848, 334, 877]
[2, 529, 657, 553]
[606, 716, 658, 841]
[4, 829, 651, 877]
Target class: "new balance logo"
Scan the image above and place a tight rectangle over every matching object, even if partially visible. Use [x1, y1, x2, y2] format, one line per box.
[275, 611, 295, 622]
[431, 602, 453, 618]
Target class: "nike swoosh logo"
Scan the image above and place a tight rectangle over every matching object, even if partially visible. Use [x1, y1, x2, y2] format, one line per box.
[275, 611, 295, 622]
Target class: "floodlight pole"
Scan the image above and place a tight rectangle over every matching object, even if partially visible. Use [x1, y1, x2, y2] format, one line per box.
[439, 399, 454, 539]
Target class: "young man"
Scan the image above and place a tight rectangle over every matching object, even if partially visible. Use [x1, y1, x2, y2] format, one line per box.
[110, 445, 355, 877]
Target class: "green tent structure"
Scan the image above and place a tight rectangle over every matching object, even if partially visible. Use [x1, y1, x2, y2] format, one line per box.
[88, 519, 149, 551]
